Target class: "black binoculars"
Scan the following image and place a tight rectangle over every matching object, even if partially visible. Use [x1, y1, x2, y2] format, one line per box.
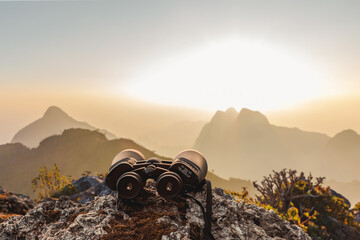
[105, 149, 208, 200]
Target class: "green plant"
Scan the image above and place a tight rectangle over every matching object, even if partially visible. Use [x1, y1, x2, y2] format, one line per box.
[251, 169, 360, 239]
[354, 202, 360, 214]
[95, 171, 107, 180]
[226, 187, 254, 204]
[81, 170, 92, 177]
[51, 183, 78, 198]
[227, 169, 360, 239]
[32, 164, 73, 199]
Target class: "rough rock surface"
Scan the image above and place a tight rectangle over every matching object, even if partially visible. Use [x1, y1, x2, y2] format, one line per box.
[61, 176, 114, 203]
[330, 189, 351, 208]
[0, 187, 34, 223]
[356, 211, 360, 223]
[0, 180, 310, 240]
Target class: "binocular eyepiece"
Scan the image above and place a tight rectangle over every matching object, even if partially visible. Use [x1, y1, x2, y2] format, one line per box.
[105, 149, 208, 200]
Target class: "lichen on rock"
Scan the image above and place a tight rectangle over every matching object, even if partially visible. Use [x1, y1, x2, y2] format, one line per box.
[0, 180, 311, 240]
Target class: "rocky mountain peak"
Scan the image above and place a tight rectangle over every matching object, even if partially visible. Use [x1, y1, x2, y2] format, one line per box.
[43, 106, 69, 119]
[225, 107, 237, 116]
[237, 108, 270, 126]
[11, 106, 116, 148]
[211, 108, 238, 124]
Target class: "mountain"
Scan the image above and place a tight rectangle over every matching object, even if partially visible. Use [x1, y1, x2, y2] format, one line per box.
[194, 108, 332, 180]
[2, 128, 160, 197]
[0, 128, 254, 198]
[322, 129, 360, 183]
[11, 106, 116, 148]
[194, 107, 360, 189]
[327, 129, 360, 151]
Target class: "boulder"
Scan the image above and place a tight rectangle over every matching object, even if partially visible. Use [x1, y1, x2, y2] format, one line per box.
[0, 187, 34, 223]
[0, 181, 310, 239]
[53, 176, 114, 204]
[356, 212, 360, 223]
[330, 189, 351, 207]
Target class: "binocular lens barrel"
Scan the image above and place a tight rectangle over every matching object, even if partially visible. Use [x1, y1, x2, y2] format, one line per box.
[116, 172, 143, 199]
[105, 148, 208, 200]
[156, 172, 183, 200]
[171, 149, 208, 185]
[111, 149, 145, 166]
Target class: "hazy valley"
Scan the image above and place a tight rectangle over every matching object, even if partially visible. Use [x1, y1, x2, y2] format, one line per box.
[1, 106, 359, 206]
[1, 106, 253, 198]
[194, 108, 360, 204]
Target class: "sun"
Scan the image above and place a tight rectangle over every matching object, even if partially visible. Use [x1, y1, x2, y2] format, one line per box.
[122, 37, 328, 111]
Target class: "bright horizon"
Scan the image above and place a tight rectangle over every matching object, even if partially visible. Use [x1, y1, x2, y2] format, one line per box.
[123, 37, 336, 111]
[1, 1, 360, 144]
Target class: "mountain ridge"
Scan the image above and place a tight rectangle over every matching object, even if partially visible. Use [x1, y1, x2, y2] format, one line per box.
[1, 128, 254, 198]
[11, 106, 116, 148]
[194, 107, 360, 186]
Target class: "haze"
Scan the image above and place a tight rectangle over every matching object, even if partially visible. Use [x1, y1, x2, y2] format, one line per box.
[1, 0, 360, 144]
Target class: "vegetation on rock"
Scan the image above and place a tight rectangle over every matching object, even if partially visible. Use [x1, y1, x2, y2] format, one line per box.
[32, 164, 74, 199]
[29, 163, 360, 239]
[228, 169, 360, 240]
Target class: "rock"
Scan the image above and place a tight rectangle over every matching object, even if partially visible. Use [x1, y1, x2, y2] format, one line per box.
[324, 215, 360, 240]
[72, 176, 103, 192]
[53, 176, 114, 204]
[0, 181, 310, 240]
[356, 211, 360, 223]
[0, 186, 34, 223]
[330, 189, 351, 207]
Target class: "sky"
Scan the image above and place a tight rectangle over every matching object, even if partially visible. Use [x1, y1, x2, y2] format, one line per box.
[1, 0, 360, 144]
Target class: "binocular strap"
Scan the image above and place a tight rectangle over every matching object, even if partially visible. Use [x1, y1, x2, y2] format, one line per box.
[115, 180, 215, 240]
[184, 180, 215, 240]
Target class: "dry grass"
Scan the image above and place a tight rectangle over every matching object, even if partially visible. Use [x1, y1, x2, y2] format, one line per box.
[102, 210, 177, 240]
[0, 213, 20, 223]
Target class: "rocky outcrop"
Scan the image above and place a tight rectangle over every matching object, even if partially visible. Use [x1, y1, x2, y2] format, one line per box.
[330, 189, 351, 208]
[54, 176, 114, 204]
[0, 180, 310, 240]
[0, 187, 34, 223]
[356, 211, 360, 223]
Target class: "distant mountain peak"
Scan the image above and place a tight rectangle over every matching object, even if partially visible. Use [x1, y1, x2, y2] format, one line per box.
[211, 108, 238, 123]
[327, 129, 360, 153]
[43, 106, 69, 118]
[330, 129, 360, 146]
[225, 107, 237, 115]
[11, 106, 116, 148]
[237, 108, 269, 126]
[333, 129, 359, 138]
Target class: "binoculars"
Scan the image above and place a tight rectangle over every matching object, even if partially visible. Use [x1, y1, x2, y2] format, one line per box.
[105, 149, 208, 200]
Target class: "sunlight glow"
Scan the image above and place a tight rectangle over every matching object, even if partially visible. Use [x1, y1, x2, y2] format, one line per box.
[123, 38, 329, 111]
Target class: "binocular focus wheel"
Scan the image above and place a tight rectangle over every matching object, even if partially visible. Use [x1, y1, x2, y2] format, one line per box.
[116, 172, 143, 199]
[156, 172, 183, 200]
